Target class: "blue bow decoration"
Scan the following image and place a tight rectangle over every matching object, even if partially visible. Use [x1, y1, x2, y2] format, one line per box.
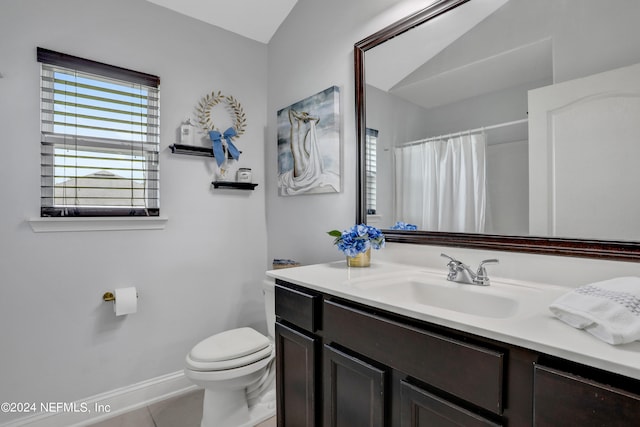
[209, 128, 241, 167]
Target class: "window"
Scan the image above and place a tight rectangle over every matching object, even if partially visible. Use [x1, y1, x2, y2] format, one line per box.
[38, 48, 160, 217]
[366, 128, 378, 215]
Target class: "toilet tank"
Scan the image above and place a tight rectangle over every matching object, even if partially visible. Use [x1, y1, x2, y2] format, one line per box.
[263, 279, 276, 338]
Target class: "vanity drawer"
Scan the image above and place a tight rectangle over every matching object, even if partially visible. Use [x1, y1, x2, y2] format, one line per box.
[533, 364, 640, 426]
[324, 300, 505, 414]
[275, 282, 320, 332]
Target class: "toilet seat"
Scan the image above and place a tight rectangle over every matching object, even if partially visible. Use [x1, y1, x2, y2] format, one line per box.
[186, 327, 272, 371]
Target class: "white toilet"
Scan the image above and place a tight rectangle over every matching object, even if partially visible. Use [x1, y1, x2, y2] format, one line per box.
[184, 279, 276, 427]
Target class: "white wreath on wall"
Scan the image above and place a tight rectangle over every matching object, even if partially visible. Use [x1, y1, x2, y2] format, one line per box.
[195, 90, 247, 138]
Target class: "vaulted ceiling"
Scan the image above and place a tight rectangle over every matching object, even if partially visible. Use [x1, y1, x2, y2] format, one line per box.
[145, 0, 298, 44]
[144, 0, 547, 113]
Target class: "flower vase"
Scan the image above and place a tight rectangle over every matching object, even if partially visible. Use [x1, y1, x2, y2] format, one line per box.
[347, 248, 371, 267]
[215, 158, 237, 181]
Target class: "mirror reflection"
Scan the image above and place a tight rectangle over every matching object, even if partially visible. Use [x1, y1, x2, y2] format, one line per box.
[364, 0, 640, 241]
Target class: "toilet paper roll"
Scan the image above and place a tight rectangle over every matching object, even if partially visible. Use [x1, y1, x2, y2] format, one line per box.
[114, 287, 138, 316]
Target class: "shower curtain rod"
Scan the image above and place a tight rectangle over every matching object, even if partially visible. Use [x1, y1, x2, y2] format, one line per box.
[400, 118, 528, 147]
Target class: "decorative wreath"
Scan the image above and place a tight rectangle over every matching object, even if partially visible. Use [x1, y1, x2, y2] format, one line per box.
[195, 90, 247, 139]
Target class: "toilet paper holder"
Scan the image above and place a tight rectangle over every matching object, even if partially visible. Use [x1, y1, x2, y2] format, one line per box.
[102, 291, 138, 302]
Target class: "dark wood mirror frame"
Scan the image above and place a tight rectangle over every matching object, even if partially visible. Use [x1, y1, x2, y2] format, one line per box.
[354, 0, 640, 262]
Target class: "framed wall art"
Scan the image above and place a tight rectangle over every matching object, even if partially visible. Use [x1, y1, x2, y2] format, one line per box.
[277, 86, 341, 196]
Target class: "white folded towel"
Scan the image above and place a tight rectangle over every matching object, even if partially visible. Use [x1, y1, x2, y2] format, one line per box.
[549, 277, 640, 345]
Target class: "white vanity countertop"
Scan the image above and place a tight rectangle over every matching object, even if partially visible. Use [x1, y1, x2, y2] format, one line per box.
[267, 260, 640, 381]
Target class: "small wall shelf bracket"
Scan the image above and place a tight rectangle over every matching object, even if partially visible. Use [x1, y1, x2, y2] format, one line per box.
[170, 144, 240, 159]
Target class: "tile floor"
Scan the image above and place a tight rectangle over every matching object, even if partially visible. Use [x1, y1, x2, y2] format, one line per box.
[88, 389, 276, 427]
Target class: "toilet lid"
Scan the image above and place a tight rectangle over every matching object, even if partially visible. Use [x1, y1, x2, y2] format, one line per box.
[189, 327, 270, 363]
[186, 343, 273, 371]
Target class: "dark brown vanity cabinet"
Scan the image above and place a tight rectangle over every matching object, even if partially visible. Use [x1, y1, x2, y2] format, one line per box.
[274, 284, 321, 427]
[533, 364, 640, 426]
[400, 381, 501, 427]
[275, 282, 390, 427]
[323, 344, 386, 426]
[275, 322, 318, 427]
[274, 280, 640, 427]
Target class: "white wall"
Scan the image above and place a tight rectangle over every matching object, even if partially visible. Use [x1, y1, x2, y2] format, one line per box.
[486, 140, 528, 235]
[265, 0, 434, 265]
[365, 85, 432, 228]
[0, 0, 267, 423]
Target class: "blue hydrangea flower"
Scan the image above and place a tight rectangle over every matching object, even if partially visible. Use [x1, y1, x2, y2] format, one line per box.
[390, 221, 418, 231]
[328, 224, 385, 256]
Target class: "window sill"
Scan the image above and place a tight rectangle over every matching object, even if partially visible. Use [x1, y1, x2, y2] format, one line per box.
[28, 216, 168, 233]
[366, 214, 384, 226]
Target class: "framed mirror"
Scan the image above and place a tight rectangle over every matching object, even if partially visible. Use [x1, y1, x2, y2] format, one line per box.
[355, 0, 640, 261]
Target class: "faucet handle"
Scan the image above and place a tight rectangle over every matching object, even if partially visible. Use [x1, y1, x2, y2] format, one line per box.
[475, 259, 499, 285]
[441, 253, 462, 281]
[440, 253, 458, 263]
[478, 258, 499, 268]
[441, 253, 467, 268]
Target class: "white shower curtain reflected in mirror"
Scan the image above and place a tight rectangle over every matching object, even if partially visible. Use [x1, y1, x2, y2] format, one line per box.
[394, 133, 487, 233]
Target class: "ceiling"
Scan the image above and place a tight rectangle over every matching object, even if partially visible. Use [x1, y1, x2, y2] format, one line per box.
[145, 0, 298, 44]
[145, 0, 541, 111]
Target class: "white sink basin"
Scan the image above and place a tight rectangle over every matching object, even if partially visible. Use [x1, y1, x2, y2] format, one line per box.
[349, 271, 540, 319]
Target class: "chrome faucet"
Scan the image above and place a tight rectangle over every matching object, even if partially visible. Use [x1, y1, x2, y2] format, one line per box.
[441, 253, 499, 286]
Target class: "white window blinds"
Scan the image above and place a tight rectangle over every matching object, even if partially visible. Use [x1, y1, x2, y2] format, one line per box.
[366, 128, 378, 215]
[38, 48, 160, 217]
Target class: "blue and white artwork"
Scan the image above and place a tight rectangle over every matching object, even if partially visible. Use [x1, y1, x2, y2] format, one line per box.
[277, 86, 341, 196]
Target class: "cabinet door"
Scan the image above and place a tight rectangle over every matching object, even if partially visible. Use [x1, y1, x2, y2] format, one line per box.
[400, 381, 502, 427]
[324, 345, 386, 427]
[276, 322, 318, 427]
[533, 364, 640, 427]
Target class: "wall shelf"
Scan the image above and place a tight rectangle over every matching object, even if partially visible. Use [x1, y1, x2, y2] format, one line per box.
[212, 181, 258, 190]
[170, 144, 213, 157]
[171, 145, 254, 190]
[170, 144, 240, 159]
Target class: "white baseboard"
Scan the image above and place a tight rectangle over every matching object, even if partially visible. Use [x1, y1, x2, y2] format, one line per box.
[0, 371, 198, 427]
